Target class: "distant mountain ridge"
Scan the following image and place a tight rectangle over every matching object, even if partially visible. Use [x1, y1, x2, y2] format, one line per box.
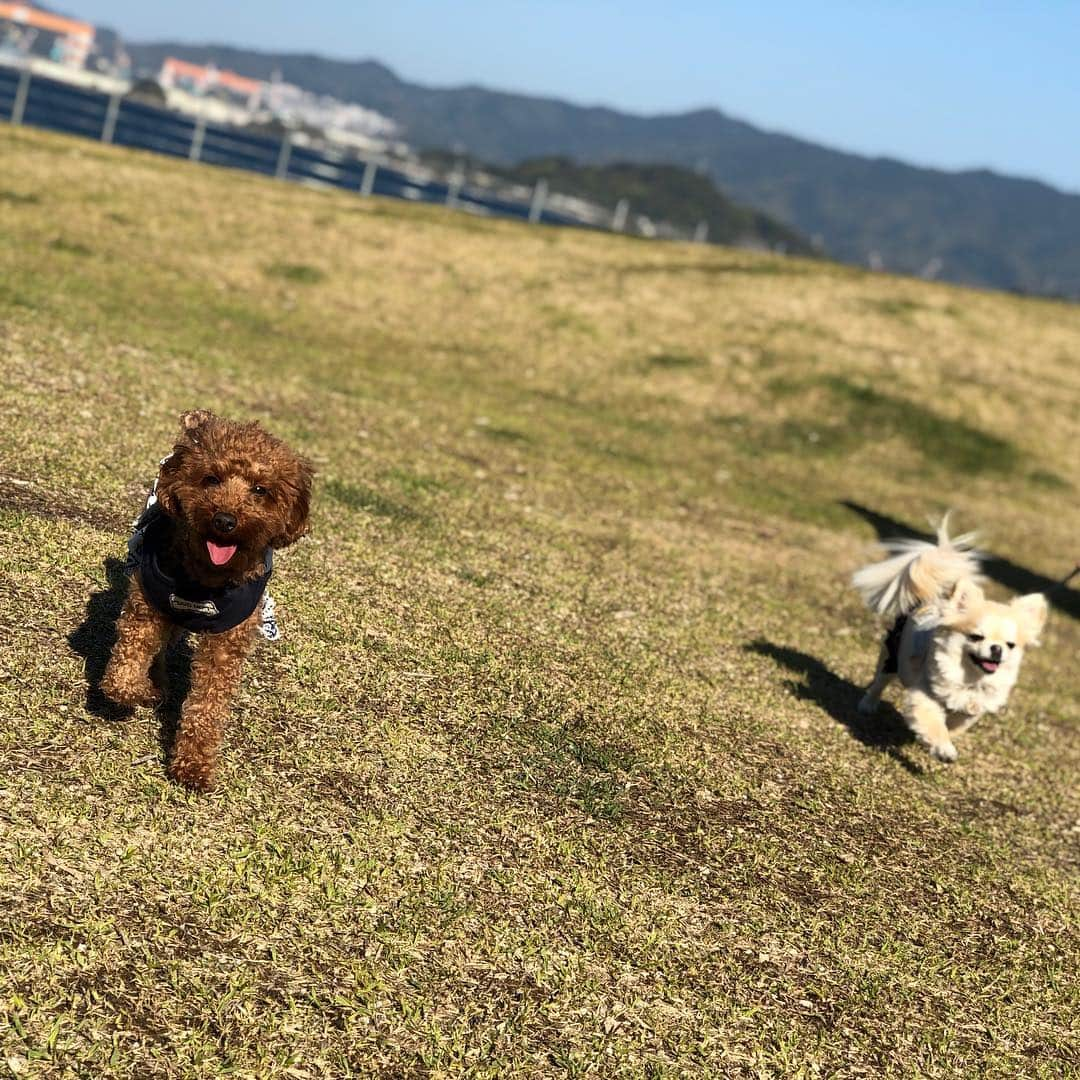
[124, 41, 1080, 298]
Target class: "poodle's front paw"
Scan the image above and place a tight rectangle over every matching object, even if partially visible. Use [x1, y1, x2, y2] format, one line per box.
[100, 668, 162, 710]
[168, 752, 218, 793]
[857, 693, 879, 716]
[929, 740, 958, 764]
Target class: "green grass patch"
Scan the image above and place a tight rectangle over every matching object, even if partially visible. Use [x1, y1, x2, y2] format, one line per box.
[517, 720, 644, 823]
[1028, 468, 1072, 491]
[860, 296, 928, 318]
[479, 424, 532, 444]
[47, 236, 92, 257]
[453, 566, 492, 587]
[760, 375, 1021, 474]
[0, 279, 40, 310]
[384, 468, 448, 494]
[619, 258, 806, 278]
[0, 188, 40, 205]
[264, 261, 326, 284]
[646, 351, 708, 370]
[824, 375, 1020, 473]
[729, 474, 859, 528]
[540, 304, 596, 335]
[322, 478, 423, 521]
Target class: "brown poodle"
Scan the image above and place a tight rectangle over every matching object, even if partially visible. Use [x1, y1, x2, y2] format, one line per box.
[101, 410, 313, 791]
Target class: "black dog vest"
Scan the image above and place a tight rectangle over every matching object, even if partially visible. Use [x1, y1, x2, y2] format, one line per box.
[130, 507, 272, 634]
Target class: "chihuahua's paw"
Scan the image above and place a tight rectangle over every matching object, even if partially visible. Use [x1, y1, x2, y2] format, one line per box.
[857, 694, 879, 716]
[929, 741, 958, 764]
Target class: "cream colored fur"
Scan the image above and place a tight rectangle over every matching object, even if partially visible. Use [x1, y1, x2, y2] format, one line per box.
[853, 518, 1047, 762]
[851, 513, 981, 617]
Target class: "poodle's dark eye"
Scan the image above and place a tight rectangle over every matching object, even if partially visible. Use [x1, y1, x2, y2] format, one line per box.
[252, 484, 269, 497]
[203, 475, 221, 487]
[967, 633, 984, 643]
[1007, 642, 1016, 650]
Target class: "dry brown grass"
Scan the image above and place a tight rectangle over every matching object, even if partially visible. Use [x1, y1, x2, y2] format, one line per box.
[0, 125, 1077, 1078]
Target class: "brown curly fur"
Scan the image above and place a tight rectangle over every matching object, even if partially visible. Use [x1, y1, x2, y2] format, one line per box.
[101, 410, 313, 791]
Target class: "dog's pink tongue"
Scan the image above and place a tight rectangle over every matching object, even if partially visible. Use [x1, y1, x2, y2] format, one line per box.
[207, 540, 237, 566]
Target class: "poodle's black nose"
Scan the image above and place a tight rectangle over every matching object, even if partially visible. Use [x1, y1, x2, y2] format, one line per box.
[212, 511, 237, 534]
[989, 644, 1002, 661]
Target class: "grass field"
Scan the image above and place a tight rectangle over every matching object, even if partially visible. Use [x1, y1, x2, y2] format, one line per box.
[1, 124, 1078, 1078]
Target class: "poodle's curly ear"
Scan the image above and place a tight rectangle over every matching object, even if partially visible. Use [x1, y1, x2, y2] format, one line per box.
[154, 412, 212, 516]
[154, 446, 188, 517]
[272, 456, 315, 548]
[179, 409, 215, 438]
[1012, 593, 1048, 647]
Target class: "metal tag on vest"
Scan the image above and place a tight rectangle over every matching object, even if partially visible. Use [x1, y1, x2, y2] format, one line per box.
[169, 594, 220, 617]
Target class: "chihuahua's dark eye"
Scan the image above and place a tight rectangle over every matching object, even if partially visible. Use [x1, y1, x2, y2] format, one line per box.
[203, 475, 221, 487]
[252, 485, 268, 497]
[967, 633, 984, 643]
[1006, 642, 1016, 650]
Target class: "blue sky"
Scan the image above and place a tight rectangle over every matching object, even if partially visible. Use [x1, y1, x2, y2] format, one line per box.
[71, 1, 1080, 192]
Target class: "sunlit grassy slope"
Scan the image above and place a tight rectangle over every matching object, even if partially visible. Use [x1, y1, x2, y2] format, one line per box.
[0, 125, 1078, 1078]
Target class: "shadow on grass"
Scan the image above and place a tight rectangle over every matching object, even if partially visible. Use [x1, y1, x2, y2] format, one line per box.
[646, 351, 708, 370]
[765, 377, 1020, 475]
[617, 260, 807, 278]
[323, 478, 424, 523]
[68, 557, 133, 721]
[842, 501, 1080, 621]
[154, 641, 193, 765]
[264, 261, 326, 285]
[745, 639, 923, 775]
[68, 558, 190, 761]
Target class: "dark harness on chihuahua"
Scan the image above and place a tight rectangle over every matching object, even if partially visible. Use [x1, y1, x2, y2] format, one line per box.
[882, 614, 907, 674]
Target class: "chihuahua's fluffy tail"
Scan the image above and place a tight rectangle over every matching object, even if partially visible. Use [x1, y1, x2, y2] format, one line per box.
[852, 514, 982, 618]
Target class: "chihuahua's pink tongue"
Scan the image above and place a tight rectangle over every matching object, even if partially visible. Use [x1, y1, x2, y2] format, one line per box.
[207, 540, 237, 566]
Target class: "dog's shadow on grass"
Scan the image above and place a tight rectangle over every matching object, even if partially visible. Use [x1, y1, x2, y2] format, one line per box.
[67, 557, 190, 758]
[68, 557, 132, 722]
[842, 501, 1080, 621]
[745, 639, 924, 775]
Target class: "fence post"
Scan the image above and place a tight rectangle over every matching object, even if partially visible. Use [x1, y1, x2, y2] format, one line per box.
[528, 178, 548, 224]
[100, 92, 120, 144]
[11, 66, 31, 125]
[445, 159, 464, 209]
[612, 198, 629, 232]
[359, 158, 377, 196]
[188, 115, 206, 162]
[693, 220, 709, 244]
[275, 134, 292, 180]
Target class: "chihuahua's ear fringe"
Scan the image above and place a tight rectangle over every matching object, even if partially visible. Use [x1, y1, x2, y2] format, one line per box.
[1011, 593, 1048, 647]
[948, 577, 984, 613]
[936, 577, 985, 627]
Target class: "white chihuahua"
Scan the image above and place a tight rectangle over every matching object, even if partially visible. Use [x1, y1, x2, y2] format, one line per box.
[853, 518, 1047, 762]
